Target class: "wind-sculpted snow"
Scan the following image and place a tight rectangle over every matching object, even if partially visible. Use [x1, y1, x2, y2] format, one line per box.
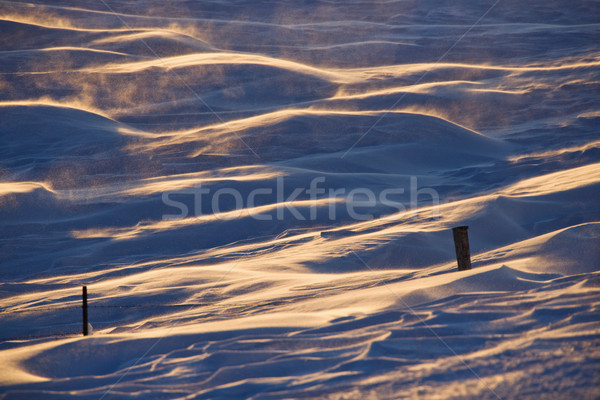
[1, 1, 599, 399]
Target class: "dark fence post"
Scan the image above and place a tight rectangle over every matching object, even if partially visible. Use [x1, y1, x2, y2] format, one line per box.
[452, 226, 472, 271]
[82, 286, 88, 336]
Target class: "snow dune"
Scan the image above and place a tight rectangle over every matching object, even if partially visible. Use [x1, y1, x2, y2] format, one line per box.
[1, 0, 599, 399]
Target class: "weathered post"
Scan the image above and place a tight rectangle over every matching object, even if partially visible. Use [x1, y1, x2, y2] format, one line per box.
[452, 226, 472, 271]
[82, 286, 88, 336]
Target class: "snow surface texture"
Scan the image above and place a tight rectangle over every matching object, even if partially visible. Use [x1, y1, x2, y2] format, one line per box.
[1, 1, 599, 399]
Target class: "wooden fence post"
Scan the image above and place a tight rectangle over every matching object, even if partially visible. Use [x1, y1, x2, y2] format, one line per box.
[452, 226, 472, 271]
[82, 286, 88, 336]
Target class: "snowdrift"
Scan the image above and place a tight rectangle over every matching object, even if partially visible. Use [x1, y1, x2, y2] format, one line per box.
[1, 1, 599, 399]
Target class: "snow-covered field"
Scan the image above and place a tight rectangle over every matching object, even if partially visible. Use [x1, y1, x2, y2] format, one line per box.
[1, 1, 599, 398]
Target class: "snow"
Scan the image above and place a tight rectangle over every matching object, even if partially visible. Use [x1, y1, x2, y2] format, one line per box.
[1, 0, 599, 399]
